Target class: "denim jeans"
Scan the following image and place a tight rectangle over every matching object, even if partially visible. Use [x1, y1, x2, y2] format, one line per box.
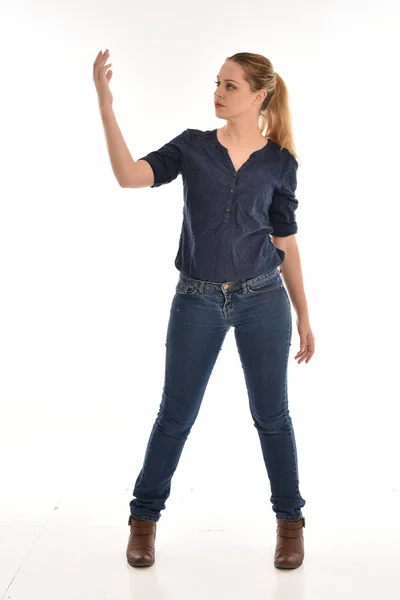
[130, 265, 306, 523]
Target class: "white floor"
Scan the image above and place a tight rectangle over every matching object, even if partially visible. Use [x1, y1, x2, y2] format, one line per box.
[1, 429, 399, 600]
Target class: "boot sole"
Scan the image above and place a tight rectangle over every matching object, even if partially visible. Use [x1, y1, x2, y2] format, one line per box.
[274, 562, 303, 569]
[127, 559, 155, 568]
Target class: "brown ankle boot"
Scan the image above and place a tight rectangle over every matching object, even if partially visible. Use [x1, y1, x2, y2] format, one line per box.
[126, 515, 157, 567]
[274, 517, 305, 569]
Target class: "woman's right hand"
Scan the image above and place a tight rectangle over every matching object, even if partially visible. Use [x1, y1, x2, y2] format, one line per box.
[93, 49, 113, 109]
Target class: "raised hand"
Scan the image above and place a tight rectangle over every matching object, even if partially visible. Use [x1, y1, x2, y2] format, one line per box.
[93, 49, 113, 109]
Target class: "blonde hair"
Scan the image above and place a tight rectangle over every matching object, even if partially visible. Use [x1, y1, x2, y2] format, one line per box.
[226, 52, 300, 165]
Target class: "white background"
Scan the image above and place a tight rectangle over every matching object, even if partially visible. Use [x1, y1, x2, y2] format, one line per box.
[1, 0, 399, 598]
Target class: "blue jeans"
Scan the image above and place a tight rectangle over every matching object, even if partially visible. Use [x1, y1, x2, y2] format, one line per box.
[130, 265, 306, 523]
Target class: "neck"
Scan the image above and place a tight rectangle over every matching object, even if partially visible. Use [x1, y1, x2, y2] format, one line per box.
[222, 122, 265, 145]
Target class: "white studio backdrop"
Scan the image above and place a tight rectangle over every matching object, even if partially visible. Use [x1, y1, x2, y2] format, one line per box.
[0, 0, 399, 571]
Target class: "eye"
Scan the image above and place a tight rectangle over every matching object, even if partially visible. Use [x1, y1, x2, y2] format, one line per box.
[215, 80, 234, 89]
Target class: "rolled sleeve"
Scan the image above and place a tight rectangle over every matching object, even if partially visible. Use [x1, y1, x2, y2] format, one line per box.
[137, 129, 189, 188]
[269, 152, 299, 236]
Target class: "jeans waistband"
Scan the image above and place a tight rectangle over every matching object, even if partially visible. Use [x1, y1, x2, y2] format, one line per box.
[178, 265, 282, 293]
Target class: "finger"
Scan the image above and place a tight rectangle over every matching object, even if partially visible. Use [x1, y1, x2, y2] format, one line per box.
[299, 348, 314, 364]
[305, 350, 314, 363]
[298, 352, 309, 364]
[99, 56, 111, 76]
[93, 51, 104, 77]
[99, 64, 112, 81]
[295, 348, 307, 358]
[295, 346, 312, 357]
[94, 61, 111, 82]
[94, 50, 109, 69]
[93, 52, 102, 76]
[94, 50, 105, 66]
[295, 342, 314, 355]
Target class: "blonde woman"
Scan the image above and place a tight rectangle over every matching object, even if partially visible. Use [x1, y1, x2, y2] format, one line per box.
[93, 50, 315, 570]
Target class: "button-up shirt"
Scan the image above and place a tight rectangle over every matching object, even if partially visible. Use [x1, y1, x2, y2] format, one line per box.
[138, 128, 299, 282]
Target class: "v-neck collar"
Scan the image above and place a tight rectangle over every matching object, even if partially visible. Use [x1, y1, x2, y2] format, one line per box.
[212, 128, 272, 175]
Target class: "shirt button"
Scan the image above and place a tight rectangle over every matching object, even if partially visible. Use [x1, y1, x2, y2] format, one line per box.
[226, 208, 230, 211]
[230, 189, 233, 192]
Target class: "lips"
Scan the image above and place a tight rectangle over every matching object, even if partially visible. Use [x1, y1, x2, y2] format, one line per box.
[215, 102, 224, 107]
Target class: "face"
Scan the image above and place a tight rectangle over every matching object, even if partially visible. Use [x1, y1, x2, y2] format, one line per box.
[214, 61, 267, 118]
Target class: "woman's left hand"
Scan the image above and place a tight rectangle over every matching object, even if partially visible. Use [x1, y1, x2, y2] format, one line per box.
[294, 317, 315, 364]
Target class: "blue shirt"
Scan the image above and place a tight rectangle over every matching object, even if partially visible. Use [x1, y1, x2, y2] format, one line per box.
[138, 128, 299, 283]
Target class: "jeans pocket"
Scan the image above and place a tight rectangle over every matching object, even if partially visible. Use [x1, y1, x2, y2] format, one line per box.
[175, 281, 200, 295]
[246, 272, 284, 295]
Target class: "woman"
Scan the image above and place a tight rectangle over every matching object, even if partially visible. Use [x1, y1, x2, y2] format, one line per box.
[93, 50, 315, 570]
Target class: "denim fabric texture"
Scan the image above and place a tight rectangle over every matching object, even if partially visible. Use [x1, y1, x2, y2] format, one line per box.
[130, 265, 306, 523]
[138, 128, 299, 282]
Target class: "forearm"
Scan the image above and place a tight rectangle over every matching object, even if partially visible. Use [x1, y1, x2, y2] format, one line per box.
[280, 241, 309, 320]
[99, 104, 135, 186]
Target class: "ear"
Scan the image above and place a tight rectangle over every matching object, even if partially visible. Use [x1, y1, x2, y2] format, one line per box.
[255, 89, 267, 106]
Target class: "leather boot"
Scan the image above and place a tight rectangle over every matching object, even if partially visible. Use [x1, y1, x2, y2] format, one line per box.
[126, 515, 157, 567]
[274, 516, 305, 569]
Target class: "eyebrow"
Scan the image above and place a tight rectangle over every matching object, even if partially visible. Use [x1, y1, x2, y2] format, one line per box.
[216, 76, 240, 84]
